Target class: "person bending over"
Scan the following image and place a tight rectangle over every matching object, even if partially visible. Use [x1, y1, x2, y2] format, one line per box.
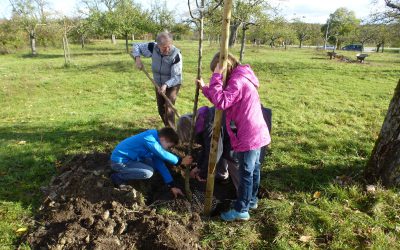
[110, 127, 192, 198]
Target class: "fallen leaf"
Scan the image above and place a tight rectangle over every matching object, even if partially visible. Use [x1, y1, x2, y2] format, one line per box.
[16, 227, 27, 233]
[299, 235, 312, 243]
[313, 191, 321, 199]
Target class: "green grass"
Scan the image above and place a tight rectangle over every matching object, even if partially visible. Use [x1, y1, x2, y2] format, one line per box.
[0, 40, 399, 249]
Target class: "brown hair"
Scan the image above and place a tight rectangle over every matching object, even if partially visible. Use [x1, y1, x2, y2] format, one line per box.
[158, 127, 179, 145]
[210, 52, 240, 78]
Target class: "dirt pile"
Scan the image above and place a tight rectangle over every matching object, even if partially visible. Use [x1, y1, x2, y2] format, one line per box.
[27, 152, 203, 250]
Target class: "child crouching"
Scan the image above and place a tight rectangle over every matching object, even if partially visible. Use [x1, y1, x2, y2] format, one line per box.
[110, 127, 192, 198]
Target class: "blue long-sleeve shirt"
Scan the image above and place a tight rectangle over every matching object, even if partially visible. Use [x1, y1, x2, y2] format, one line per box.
[111, 129, 180, 184]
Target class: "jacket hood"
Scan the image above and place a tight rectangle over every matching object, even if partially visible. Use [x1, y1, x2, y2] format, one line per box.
[232, 64, 259, 88]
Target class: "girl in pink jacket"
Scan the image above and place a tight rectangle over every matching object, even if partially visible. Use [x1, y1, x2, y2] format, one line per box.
[197, 52, 271, 221]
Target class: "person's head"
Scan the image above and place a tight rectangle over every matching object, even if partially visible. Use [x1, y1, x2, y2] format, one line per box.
[156, 31, 173, 55]
[158, 127, 179, 149]
[210, 52, 240, 78]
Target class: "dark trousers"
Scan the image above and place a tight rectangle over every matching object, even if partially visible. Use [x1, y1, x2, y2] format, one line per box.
[155, 85, 180, 129]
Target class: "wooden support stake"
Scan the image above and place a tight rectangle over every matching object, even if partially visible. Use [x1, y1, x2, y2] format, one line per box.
[142, 66, 181, 119]
[203, 0, 233, 216]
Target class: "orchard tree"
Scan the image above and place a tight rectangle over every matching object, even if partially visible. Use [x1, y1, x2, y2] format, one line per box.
[365, 1, 400, 187]
[150, 0, 175, 32]
[322, 8, 359, 51]
[352, 23, 375, 52]
[292, 17, 313, 48]
[9, 0, 49, 55]
[229, 0, 269, 52]
[115, 0, 147, 53]
[81, 0, 122, 44]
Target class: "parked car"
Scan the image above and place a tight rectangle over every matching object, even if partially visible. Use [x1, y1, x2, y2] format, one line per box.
[342, 44, 362, 51]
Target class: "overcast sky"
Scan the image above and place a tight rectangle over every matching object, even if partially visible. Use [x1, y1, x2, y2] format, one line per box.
[0, 0, 387, 24]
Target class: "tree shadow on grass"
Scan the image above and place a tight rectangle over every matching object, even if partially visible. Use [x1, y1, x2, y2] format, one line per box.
[20, 51, 125, 59]
[82, 60, 132, 72]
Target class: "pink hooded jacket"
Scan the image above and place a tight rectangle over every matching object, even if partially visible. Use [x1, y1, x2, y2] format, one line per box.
[202, 64, 271, 152]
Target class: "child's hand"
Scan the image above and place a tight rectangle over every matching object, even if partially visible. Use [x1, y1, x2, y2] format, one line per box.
[190, 167, 206, 182]
[195, 78, 205, 88]
[190, 167, 199, 178]
[170, 187, 184, 198]
[214, 63, 224, 74]
[181, 156, 193, 166]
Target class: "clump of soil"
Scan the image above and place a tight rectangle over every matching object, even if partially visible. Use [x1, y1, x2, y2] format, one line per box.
[27, 152, 204, 250]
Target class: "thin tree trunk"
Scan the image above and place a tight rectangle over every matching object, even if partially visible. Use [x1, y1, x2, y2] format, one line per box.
[228, 22, 240, 47]
[239, 24, 246, 63]
[333, 37, 338, 52]
[299, 39, 302, 48]
[382, 42, 384, 53]
[30, 30, 37, 56]
[204, 0, 232, 216]
[66, 35, 70, 62]
[377, 43, 381, 52]
[365, 79, 400, 187]
[81, 35, 85, 49]
[187, 0, 205, 201]
[111, 34, 116, 44]
[125, 33, 129, 53]
[132, 34, 135, 41]
[62, 35, 68, 65]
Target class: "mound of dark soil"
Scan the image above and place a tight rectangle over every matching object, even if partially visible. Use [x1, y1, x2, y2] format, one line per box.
[27, 152, 203, 250]
[27, 151, 237, 249]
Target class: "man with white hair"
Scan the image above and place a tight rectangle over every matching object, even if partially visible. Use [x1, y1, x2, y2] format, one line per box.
[132, 31, 182, 129]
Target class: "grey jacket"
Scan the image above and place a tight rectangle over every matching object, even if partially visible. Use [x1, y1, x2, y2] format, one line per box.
[132, 42, 182, 87]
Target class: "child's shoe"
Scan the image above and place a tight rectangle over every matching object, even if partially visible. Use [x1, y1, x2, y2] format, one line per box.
[220, 209, 250, 221]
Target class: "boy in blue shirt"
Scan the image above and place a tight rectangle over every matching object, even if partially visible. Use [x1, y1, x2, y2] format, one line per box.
[110, 127, 192, 198]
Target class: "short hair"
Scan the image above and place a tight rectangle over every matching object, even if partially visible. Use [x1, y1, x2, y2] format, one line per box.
[158, 127, 179, 145]
[156, 31, 173, 45]
[210, 52, 240, 78]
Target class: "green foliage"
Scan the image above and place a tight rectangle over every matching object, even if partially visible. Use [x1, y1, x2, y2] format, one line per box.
[0, 19, 26, 53]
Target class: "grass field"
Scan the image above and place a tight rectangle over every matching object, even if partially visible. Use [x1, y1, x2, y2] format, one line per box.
[0, 40, 399, 249]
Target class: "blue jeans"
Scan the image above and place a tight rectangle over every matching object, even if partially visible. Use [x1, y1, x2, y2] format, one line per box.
[234, 149, 261, 213]
[111, 159, 154, 182]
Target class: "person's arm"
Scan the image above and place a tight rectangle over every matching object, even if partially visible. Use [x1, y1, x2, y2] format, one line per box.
[131, 42, 155, 59]
[202, 73, 242, 110]
[152, 156, 174, 185]
[164, 53, 182, 87]
[143, 136, 181, 166]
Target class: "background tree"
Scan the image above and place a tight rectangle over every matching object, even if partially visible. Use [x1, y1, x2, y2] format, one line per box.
[9, 0, 49, 55]
[351, 23, 375, 52]
[292, 17, 312, 48]
[322, 8, 359, 51]
[229, 0, 268, 50]
[150, 0, 175, 32]
[365, 1, 400, 187]
[115, 0, 147, 53]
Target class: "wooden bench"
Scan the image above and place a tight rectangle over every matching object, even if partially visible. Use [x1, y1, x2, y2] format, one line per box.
[356, 53, 368, 63]
[327, 51, 337, 59]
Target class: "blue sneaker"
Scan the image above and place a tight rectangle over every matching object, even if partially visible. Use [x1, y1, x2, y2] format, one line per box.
[220, 209, 250, 221]
[110, 173, 126, 187]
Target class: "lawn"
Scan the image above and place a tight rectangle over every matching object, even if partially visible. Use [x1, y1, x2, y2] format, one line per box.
[0, 40, 399, 249]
